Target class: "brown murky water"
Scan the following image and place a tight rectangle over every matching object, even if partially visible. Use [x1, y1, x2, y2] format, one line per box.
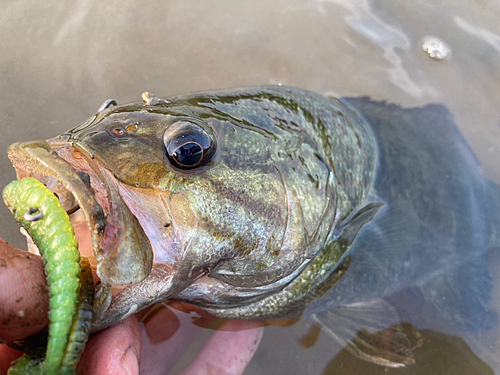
[1, 1, 500, 373]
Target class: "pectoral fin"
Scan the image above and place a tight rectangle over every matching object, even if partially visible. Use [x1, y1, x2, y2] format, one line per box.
[333, 202, 384, 248]
[310, 298, 421, 368]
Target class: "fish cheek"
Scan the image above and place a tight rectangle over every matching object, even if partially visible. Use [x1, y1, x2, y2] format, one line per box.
[168, 192, 198, 244]
[80, 130, 167, 188]
[132, 163, 168, 187]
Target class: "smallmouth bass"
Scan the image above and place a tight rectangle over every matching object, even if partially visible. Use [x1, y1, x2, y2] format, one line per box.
[6, 86, 500, 367]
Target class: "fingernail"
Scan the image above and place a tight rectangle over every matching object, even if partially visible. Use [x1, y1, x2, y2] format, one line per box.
[120, 346, 139, 375]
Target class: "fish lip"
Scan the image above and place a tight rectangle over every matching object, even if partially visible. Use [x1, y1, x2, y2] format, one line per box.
[7, 139, 107, 256]
[7, 138, 153, 286]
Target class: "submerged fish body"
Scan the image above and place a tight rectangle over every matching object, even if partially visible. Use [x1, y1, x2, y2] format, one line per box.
[311, 98, 500, 307]
[7, 87, 500, 350]
[306, 98, 500, 342]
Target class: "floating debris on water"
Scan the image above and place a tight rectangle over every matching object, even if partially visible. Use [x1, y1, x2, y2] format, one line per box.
[422, 36, 451, 60]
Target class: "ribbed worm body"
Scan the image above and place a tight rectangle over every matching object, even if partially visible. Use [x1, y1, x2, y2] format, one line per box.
[6, 259, 94, 375]
[3, 178, 87, 374]
[60, 257, 94, 374]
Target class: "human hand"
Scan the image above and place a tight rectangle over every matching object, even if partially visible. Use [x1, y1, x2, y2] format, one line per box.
[0, 238, 263, 374]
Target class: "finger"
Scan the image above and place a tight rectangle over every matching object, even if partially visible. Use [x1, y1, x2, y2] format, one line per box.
[77, 315, 142, 375]
[179, 320, 264, 375]
[0, 238, 49, 342]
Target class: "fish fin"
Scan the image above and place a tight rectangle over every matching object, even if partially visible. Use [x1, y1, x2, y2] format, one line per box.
[333, 202, 384, 247]
[310, 298, 421, 368]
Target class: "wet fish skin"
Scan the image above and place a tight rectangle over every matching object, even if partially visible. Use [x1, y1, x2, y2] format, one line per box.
[307, 98, 500, 332]
[10, 86, 498, 337]
[42, 87, 380, 329]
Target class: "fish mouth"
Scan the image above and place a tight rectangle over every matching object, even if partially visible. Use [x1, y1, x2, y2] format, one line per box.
[7, 139, 153, 287]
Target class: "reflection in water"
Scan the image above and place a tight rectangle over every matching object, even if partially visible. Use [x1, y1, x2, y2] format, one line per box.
[342, 323, 422, 367]
[139, 304, 495, 374]
[300, 324, 322, 349]
[139, 304, 180, 344]
[323, 323, 494, 375]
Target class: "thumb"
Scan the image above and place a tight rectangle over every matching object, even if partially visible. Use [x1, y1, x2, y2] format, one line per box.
[0, 238, 49, 342]
[77, 315, 142, 375]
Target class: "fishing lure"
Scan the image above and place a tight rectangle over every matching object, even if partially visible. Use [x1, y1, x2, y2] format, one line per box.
[3, 178, 94, 374]
[59, 257, 94, 374]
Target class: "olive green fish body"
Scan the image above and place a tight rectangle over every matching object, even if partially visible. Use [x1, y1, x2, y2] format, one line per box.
[8, 87, 498, 336]
[29, 87, 381, 329]
[5, 87, 500, 370]
[304, 98, 500, 331]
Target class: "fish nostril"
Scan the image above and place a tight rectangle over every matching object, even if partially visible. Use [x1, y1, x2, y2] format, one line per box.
[113, 127, 126, 137]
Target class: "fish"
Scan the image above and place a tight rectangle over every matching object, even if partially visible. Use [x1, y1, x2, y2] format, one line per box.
[6, 86, 500, 367]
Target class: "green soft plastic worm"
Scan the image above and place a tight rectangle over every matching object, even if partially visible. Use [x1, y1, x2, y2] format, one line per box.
[3, 178, 85, 374]
[59, 257, 94, 374]
[7, 259, 94, 375]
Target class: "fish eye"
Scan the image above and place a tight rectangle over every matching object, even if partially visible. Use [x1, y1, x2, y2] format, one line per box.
[163, 121, 216, 170]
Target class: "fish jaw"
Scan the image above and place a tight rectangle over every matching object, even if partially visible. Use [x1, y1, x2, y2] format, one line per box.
[7, 139, 153, 287]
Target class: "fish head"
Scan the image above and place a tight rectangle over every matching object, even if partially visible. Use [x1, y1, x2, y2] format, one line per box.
[7, 91, 339, 328]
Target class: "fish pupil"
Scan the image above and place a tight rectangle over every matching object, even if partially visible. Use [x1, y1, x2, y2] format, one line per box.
[173, 142, 203, 167]
[164, 120, 217, 170]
